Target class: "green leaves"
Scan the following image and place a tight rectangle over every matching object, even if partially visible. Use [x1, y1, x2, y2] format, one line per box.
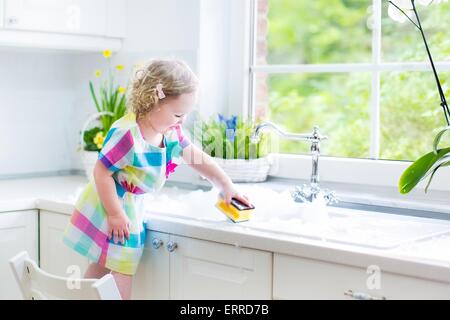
[399, 146, 450, 194]
[82, 127, 103, 152]
[399, 126, 450, 194]
[85, 68, 128, 151]
[88, 80, 127, 131]
[89, 81, 100, 113]
[192, 115, 270, 160]
[433, 126, 450, 153]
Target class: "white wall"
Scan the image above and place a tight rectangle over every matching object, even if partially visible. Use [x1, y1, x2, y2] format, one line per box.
[197, 0, 230, 119]
[0, 0, 239, 177]
[0, 50, 98, 176]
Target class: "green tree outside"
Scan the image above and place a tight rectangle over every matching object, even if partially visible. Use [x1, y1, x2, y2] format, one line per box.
[261, 0, 450, 160]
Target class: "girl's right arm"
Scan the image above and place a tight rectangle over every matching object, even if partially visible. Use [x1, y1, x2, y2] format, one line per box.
[93, 160, 130, 244]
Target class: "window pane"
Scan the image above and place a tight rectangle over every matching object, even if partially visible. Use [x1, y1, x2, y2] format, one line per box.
[380, 71, 450, 161]
[382, 2, 450, 62]
[255, 73, 371, 158]
[257, 0, 372, 65]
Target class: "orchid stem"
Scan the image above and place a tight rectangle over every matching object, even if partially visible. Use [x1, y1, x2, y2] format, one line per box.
[411, 0, 450, 125]
[388, 0, 420, 29]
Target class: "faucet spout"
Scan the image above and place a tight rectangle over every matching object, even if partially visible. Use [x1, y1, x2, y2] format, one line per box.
[251, 122, 337, 205]
[252, 122, 326, 144]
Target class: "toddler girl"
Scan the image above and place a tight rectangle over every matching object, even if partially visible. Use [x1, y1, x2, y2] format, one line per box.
[63, 58, 251, 299]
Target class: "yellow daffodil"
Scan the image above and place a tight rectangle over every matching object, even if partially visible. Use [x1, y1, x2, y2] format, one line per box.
[116, 64, 124, 71]
[94, 69, 102, 78]
[103, 49, 112, 58]
[118, 86, 126, 94]
[93, 131, 105, 149]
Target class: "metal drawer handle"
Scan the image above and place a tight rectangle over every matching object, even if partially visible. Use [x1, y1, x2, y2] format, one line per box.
[7, 17, 19, 25]
[344, 289, 386, 300]
[151, 238, 163, 249]
[166, 241, 178, 252]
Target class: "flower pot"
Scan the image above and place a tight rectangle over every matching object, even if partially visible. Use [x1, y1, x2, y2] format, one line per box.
[82, 150, 98, 181]
[213, 157, 271, 182]
[79, 111, 113, 181]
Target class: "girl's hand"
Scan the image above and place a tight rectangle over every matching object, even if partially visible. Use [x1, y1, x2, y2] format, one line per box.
[221, 182, 252, 207]
[107, 212, 130, 245]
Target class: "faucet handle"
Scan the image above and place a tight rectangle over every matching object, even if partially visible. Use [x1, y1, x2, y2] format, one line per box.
[291, 184, 320, 203]
[312, 126, 328, 142]
[291, 184, 339, 205]
[322, 189, 339, 205]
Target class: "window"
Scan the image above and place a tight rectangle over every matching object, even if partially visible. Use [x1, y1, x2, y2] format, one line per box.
[251, 0, 450, 162]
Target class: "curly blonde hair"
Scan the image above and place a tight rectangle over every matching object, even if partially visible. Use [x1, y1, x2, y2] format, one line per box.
[128, 58, 199, 120]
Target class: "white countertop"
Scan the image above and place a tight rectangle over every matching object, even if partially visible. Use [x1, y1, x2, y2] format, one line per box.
[2, 175, 450, 284]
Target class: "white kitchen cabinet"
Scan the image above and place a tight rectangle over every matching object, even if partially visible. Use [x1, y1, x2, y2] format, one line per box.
[132, 230, 273, 300]
[273, 253, 450, 300]
[0, 210, 38, 300]
[0, 0, 126, 51]
[39, 210, 89, 277]
[4, 0, 106, 36]
[170, 235, 272, 299]
[132, 231, 170, 300]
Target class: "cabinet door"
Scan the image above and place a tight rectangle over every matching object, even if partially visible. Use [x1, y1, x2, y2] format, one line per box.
[132, 231, 170, 300]
[170, 235, 272, 299]
[4, 0, 107, 36]
[0, 210, 38, 300]
[273, 253, 450, 300]
[40, 210, 89, 277]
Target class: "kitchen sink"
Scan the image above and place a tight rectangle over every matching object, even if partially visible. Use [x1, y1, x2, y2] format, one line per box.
[245, 205, 450, 249]
[143, 184, 450, 250]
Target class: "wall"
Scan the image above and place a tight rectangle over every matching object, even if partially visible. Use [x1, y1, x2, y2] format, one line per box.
[0, 0, 238, 178]
[0, 50, 97, 177]
[197, 0, 230, 119]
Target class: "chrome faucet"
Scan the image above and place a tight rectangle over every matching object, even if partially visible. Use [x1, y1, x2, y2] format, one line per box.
[251, 122, 338, 205]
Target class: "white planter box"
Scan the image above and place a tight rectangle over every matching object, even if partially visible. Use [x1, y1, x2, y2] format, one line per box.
[213, 157, 271, 183]
[82, 151, 98, 181]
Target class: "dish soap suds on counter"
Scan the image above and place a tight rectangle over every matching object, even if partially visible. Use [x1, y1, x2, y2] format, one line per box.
[141, 185, 450, 250]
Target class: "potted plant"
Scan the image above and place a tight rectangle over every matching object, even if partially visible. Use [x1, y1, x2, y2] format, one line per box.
[80, 49, 128, 180]
[386, 1, 450, 194]
[191, 113, 272, 182]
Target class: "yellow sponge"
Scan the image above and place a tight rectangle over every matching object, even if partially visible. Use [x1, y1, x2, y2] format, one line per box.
[216, 198, 255, 223]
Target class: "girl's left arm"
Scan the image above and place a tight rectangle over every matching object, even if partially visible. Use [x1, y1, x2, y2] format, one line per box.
[182, 143, 251, 206]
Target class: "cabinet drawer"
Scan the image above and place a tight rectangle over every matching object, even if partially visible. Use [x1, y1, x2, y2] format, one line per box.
[274, 253, 450, 300]
[171, 236, 273, 299]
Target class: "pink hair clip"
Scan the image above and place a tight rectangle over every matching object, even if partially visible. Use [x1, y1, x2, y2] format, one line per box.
[155, 83, 166, 99]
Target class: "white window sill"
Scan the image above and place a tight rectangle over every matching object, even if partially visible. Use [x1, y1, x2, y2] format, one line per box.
[169, 154, 450, 216]
[167, 173, 450, 218]
[260, 177, 450, 216]
[265, 154, 450, 214]
[268, 153, 449, 191]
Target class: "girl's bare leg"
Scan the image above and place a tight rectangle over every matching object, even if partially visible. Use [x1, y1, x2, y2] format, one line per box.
[111, 271, 133, 300]
[84, 262, 110, 279]
[84, 262, 132, 299]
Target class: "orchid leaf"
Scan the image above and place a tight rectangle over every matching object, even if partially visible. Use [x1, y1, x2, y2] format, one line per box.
[433, 126, 450, 154]
[399, 147, 450, 194]
[424, 159, 450, 193]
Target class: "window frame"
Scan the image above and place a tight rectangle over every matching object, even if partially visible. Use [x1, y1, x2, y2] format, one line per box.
[246, 0, 450, 192]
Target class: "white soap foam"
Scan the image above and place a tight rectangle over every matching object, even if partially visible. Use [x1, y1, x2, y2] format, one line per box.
[141, 185, 450, 250]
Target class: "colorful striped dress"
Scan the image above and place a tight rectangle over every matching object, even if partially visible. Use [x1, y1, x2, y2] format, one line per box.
[63, 112, 190, 275]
